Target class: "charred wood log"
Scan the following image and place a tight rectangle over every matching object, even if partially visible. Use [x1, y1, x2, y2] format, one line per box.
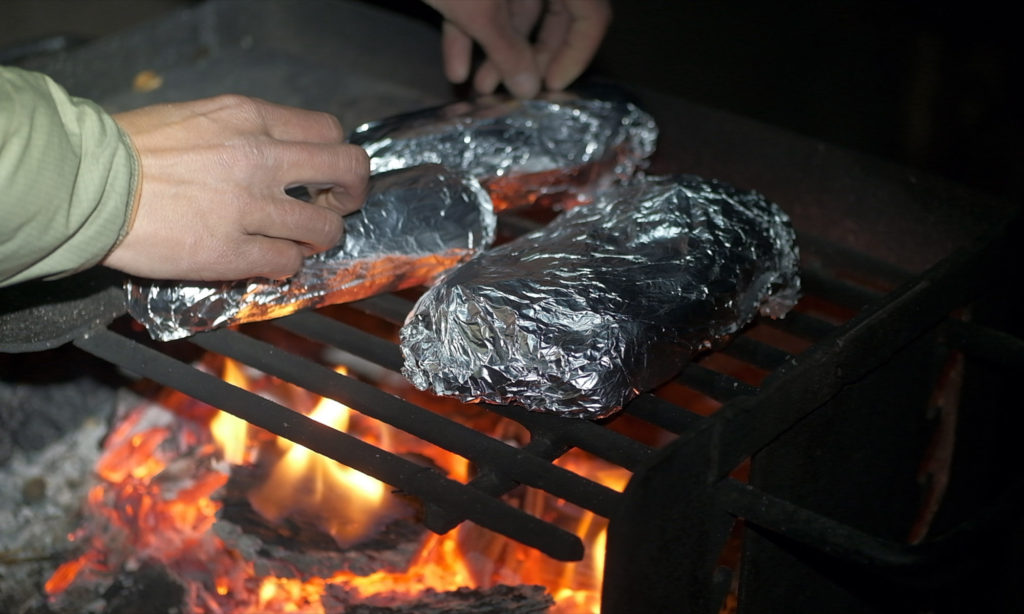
[322, 584, 554, 613]
[215, 465, 426, 579]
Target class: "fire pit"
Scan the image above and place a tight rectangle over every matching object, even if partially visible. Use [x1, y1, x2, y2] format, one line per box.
[2, 1, 1022, 613]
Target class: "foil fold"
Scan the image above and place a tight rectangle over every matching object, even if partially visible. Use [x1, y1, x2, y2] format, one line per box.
[349, 94, 658, 211]
[127, 165, 497, 341]
[400, 174, 801, 419]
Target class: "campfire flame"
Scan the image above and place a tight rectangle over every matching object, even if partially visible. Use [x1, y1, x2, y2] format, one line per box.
[45, 357, 624, 613]
[247, 386, 395, 548]
[209, 358, 252, 466]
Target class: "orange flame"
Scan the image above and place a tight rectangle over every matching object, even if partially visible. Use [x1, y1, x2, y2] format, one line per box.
[210, 358, 252, 465]
[47, 358, 625, 614]
[247, 393, 393, 547]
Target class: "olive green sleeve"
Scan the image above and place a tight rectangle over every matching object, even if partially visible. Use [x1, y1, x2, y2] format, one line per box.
[0, 66, 139, 287]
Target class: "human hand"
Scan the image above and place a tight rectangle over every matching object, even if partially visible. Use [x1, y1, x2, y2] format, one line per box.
[424, 0, 612, 98]
[103, 95, 369, 281]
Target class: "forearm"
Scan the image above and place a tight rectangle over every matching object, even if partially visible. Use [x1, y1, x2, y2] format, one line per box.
[0, 66, 138, 287]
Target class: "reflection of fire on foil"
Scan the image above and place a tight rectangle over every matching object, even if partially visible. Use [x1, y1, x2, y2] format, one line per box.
[126, 165, 496, 341]
[401, 175, 802, 419]
[349, 94, 658, 211]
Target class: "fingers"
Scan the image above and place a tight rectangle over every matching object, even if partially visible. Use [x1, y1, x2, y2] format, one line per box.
[441, 21, 475, 84]
[473, 0, 546, 96]
[246, 194, 346, 254]
[471, 61, 504, 97]
[465, 20, 541, 98]
[105, 95, 372, 283]
[531, 0, 573, 80]
[542, 0, 612, 91]
[427, 0, 542, 98]
[239, 98, 370, 217]
[273, 142, 370, 215]
[427, 0, 609, 98]
[247, 139, 368, 265]
[232, 235, 310, 281]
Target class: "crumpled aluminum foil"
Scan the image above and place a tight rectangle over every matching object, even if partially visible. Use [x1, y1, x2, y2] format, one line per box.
[127, 164, 496, 341]
[349, 94, 658, 211]
[400, 174, 801, 419]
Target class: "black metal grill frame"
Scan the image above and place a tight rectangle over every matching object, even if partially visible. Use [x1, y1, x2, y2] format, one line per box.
[63, 209, 1022, 614]
[601, 215, 1024, 613]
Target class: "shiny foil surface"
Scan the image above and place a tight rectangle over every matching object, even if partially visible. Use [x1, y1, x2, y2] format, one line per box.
[400, 174, 801, 419]
[127, 165, 496, 341]
[349, 94, 658, 211]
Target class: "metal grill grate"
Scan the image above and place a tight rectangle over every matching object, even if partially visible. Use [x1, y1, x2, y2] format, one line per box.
[69, 228, 891, 563]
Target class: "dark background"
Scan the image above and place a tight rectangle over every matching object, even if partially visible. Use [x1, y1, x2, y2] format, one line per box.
[597, 1, 1021, 206]
[1, 0, 1020, 204]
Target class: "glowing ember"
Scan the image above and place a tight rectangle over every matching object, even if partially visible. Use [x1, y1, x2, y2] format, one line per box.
[45, 358, 620, 613]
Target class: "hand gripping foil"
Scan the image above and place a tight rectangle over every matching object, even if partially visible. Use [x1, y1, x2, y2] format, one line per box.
[400, 174, 802, 419]
[348, 94, 658, 211]
[126, 165, 496, 341]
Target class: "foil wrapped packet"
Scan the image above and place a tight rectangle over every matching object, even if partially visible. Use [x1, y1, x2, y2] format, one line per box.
[127, 165, 496, 341]
[400, 174, 801, 419]
[349, 94, 658, 211]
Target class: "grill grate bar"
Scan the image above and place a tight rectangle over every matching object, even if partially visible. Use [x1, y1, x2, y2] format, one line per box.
[280, 303, 656, 470]
[349, 293, 415, 326]
[677, 363, 759, 402]
[415, 392, 660, 535]
[623, 393, 707, 434]
[423, 435, 571, 534]
[277, 311, 404, 372]
[762, 310, 837, 340]
[481, 401, 655, 470]
[945, 319, 1024, 373]
[720, 336, 792, 371]
[74, 327, 585, 561]
[718, 476, 1024, 584]
[797, 233, 914, 290]
[800, 266, 885, 312]
[192, 328, 623, 518]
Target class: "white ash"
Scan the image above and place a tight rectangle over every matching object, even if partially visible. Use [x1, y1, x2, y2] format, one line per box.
[0, 408, 109, 613]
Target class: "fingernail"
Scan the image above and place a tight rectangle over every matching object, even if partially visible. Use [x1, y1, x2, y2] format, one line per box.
[507, 72, 540, 99]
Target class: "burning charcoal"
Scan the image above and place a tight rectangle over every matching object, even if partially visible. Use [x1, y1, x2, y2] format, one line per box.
[126, 164, 497, 341]
[349, 94, 658, 211]
[401, 174, 801, 419]
[102, 562, 185, 614]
